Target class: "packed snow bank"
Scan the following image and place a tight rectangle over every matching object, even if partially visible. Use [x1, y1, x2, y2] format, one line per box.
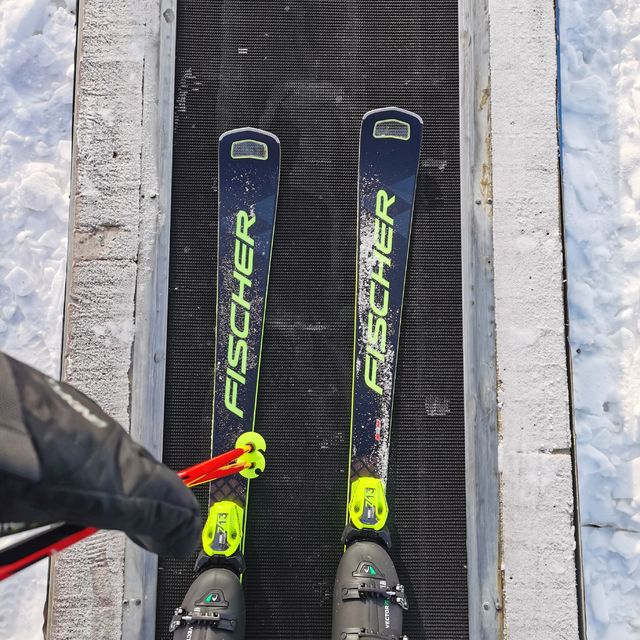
[0, 2, 75, 640]
[559, 0, 640, 637]
[0, 0, 75, 377]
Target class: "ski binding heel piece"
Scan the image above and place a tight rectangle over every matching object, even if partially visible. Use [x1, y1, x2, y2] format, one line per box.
[348, 477, 389, 531]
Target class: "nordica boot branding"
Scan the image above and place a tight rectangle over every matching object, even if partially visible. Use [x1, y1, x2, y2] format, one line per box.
[364, 189, 395, 396]
[224, 209, 256, 418]
[384, 597, 391, 629]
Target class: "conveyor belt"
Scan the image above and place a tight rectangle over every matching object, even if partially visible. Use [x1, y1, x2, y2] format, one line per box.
[158, 2, 467, 639]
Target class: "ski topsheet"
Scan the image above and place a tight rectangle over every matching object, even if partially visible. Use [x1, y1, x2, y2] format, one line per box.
[346, 107, 423, 536]
[203, 127, 280, 564]
[331, 108, 422, 640]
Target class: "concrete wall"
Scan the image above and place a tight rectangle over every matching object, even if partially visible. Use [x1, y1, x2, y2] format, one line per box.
[488, 1, 581, 638]
[47, 0, 175, 639]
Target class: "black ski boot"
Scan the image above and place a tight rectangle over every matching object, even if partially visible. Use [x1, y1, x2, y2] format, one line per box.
[332, 537, 408, 640]
[170, 564, 245, 640]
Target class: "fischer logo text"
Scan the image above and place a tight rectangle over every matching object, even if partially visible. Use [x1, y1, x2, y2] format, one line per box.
[365, 189, 395, 395]
[225, 209, 255, 418]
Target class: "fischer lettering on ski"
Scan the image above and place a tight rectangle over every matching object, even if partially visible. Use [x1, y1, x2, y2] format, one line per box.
[364, 189, 396, 396]
[225, 209, 256, 418]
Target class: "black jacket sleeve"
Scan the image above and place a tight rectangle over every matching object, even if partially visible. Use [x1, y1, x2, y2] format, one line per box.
[0, 352, 200, 557]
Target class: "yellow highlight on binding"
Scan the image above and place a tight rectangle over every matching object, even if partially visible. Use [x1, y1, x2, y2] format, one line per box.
[348, 477, 388, 531]
[202, 501, 244, 557]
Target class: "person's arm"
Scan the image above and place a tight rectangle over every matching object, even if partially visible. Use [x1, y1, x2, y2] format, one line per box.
[0, 352, 200, 557]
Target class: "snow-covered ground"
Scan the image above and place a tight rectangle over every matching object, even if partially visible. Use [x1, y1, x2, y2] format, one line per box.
[0, 0, 75, 376]
[0, 1, 76, 639]
[559, 0, 640, 637]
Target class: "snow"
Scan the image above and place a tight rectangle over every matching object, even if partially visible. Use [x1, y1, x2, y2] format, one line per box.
[559, 0, 640, 637]
[0, 1, 76, 640]
[0, 0, 75, 377]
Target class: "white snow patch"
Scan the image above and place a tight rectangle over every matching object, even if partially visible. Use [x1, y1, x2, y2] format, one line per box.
[18, 170, 63, 211]
[0, 2, 76, 640]
[0, 0, 75, 377]
[582, 527, 640, 637]
[4, 266, 36, 297]
[559, 0, 640, 637]
[0, 558, 48, 640]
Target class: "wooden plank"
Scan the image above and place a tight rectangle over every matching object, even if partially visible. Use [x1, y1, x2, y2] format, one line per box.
[459, 0, 502, 637]
[123, 0, 178, 638]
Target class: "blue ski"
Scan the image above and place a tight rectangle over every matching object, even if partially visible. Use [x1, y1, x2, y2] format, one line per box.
[332, 107, 422, 640]
[205, 128, 279, 563]
[172, 127, 279, 640]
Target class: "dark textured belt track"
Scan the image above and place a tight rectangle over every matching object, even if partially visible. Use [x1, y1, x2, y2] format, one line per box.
[157, 2, 467, 638]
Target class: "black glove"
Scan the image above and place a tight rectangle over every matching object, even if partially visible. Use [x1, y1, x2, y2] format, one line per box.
[0, 352, 200, 557]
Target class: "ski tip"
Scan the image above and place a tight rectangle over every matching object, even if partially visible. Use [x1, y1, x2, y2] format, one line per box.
[219, 127, 280, 146]
[362, 106, 423, 126]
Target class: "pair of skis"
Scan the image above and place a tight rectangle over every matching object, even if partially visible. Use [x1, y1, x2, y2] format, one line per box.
[172, 107, 422, 640]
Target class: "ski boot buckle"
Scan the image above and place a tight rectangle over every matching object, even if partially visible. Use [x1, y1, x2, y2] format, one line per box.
[340, 581, 408, 610]
[340, 627, 408, 640]
[169, 606, 236, 633]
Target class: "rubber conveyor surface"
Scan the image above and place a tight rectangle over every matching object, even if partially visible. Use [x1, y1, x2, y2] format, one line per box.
[158, 2, 467, 639]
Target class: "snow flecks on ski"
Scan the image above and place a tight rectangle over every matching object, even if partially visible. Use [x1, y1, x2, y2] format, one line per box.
[208, 127, 279, 525]
[349, 107, 422, 501]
